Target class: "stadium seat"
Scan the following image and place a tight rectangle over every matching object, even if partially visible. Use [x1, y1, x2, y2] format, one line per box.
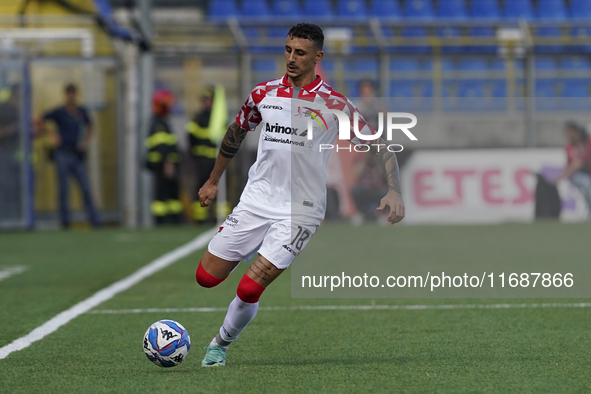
[390, 58, 421, 71]
[562, 80, 590, 97]
[209, 0, 239, 20]
[490, 80, 507, 97]
[271, 0, 302, 18]
[404, 0, 433, 18]
[561, 57, 591, 70]
[344, 59, 379, 72]
[562, 80, 591, 110]
[535, 0, 566, 52]
[536, 0, 567, 19]
[400, 0, 433, 53]
[457, 58, 489, 71]
[241, 0, 271, 18]
[467, 0, 500, 52]
[389, 80, 433, 110]
[470, 0, 500, 19]
[436, 0, 467, 19]
[570, 0, 591, 19]
[338, 0, 368, 19]
[535, 57, 557, 70]
[491, 59, 506, 70]
[457, 81, 486, 97]
[252, 59, 277, 72]
[303, 0, 334, 19]
[535, 79, 559, 111]
[503, 0, 534, 20]
[370, 0, 401, 19]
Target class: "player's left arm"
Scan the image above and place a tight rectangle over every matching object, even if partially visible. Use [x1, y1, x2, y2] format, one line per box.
[347, 99, 405, 224]
[370, 142, 405, 224]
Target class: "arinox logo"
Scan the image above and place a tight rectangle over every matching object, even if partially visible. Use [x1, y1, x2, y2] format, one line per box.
[265, 123, 304, 136]
[261, 104, 283, 110]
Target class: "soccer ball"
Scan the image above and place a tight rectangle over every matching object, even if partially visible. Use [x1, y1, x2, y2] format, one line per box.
[143, 320, 191, 367]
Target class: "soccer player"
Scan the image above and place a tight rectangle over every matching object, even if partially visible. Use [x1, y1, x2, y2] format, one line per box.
[196, 23, 405, 367]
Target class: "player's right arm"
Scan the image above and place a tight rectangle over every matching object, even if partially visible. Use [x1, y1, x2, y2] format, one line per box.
[198, 121, 248, 207]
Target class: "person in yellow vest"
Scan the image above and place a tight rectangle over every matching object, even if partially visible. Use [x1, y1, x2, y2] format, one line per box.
[187, 86, 224, 223]
[146, 89, 182, 225]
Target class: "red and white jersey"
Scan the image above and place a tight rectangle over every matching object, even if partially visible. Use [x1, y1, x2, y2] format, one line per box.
[235, 73, 375, 225]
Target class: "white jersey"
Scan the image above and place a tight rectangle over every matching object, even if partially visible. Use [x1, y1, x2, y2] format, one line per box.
[235, 74, 375, 225]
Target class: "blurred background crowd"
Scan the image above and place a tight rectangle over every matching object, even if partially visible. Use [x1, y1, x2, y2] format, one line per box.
[1, 0, 591, 230]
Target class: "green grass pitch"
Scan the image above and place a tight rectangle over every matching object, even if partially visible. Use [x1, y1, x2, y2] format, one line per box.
[0, 223, 590, 393]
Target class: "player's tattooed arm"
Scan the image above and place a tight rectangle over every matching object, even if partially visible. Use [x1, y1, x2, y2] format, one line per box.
[199, 122, 248, 206]
[219, 121, 248, 158]
[369, 141, 405, 224]
[371, 143, 402, 194]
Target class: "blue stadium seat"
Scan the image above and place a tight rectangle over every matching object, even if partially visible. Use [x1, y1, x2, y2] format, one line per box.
[436, 0, 467, 19]
[535, 57, 557, 70]
[535, 79, 559, 110]
[457, 58, 489, 71]
[241, 0, 271, 18]
[537, 0, 567, 19]
[561, 57, 591, 70]
[490, 80, 507, 97]
[467, 0, 500, 52]
[252, 59, 277, 72]
[390, 58, 421, 71]
[319, 59, 334, 73]
[503, 0, 534, 20]
[491, 59, 506, 70]
[570, 0, 591, 19]
[404, 0, 433, 18]
[535, 0, 566, 52]
[271, 0, 302, 18]
[457, 81, 486, 97]
[370, 0, 401, 19]
[338, 0, 368, 19]
[209, 0, 239, 20]
[561, 80, 591, 109]
[344, 59, 379, 72]
[303, 0, 334, 19]
[389, 80, 433, 110]
[470, 0, 500, 19]
[562, 80, 590, 97]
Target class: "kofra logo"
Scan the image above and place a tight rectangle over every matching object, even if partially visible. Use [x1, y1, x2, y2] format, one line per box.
[304, 109, 418, 153]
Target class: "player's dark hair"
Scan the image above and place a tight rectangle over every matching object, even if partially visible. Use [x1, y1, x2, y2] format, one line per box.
[287, 23, 324, 51]
[64, 83, 77, 93]
[565, 121, 587, 140]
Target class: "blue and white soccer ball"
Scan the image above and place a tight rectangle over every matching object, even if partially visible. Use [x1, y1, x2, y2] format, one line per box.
[143, 320, 191, 367]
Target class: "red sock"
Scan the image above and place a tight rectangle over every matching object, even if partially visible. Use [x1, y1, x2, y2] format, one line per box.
[236, 274, 265, 303]
[196, 261, 227, 288]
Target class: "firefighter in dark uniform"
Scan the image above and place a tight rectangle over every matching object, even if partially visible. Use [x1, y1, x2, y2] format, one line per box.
[186, 86, 219, 223]
[146, 89, 182, 225]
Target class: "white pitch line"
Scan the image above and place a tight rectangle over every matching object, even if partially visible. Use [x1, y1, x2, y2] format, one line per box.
[0, 266, 27, 282]
[0, 228, 216, 360]
[89, 302, 591, 315]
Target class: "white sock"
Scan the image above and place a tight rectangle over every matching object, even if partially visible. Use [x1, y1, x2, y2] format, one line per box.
[216, 296, 259, 346]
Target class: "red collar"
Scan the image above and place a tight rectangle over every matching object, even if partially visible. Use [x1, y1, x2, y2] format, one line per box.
[281, 73, 322, 92]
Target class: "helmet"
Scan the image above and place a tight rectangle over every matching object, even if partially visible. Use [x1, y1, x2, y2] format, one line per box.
[152, 89, 175, 116]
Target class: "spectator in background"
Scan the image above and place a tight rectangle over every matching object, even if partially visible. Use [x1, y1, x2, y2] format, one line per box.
[146, 89, 182, 225]
[349, 79, 388, 225]
[0, 85, 22, 220]
[555, 121, 591, 217]
[354, 79, 382, 130]
[186, 86, 218, 224]
[35, 84, 100, 229]
[350, 154, 389, 225]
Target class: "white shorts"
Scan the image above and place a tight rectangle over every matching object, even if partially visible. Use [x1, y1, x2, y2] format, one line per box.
[207, 205, 318, 269]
